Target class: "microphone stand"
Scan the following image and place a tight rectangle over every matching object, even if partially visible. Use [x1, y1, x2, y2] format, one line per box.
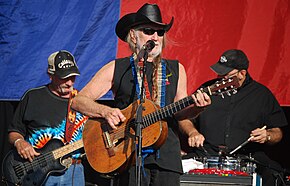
[135, 51, 148, 186]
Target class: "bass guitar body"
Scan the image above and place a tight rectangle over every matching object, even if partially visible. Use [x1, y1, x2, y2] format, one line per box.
[83, 99, 168, 174]
[2, 139, 66, 186]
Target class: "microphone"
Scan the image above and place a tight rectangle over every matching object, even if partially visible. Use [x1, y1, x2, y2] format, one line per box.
[142, 40, 155, 51]
[136, 40, 155, 61]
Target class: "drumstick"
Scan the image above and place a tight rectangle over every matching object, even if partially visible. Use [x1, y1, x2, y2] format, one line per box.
[200, 146, 211, 156]
[229, 126, 266, 155]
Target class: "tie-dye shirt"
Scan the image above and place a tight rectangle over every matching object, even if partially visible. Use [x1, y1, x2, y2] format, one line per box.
[8, 85, 88, 158]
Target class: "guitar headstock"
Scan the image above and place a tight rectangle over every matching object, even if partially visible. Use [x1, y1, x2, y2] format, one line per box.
[205, 76, 240, 98]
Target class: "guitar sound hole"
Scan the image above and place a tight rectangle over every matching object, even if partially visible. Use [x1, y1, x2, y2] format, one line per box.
[126, 119, 137, 139]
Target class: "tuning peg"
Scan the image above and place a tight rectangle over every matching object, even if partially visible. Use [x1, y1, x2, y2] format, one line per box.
[220, 93, 225, 99]
[232, 89, 238, 94]
[226, 91, 231, 96]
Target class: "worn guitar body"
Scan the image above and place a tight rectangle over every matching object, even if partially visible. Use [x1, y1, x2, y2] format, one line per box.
[2, 139, 84, 186]
[83, 99, 168, 174]
[83, 77, 239, 175]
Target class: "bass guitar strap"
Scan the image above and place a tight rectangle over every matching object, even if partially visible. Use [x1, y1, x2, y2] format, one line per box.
[65, 89, 78, 144]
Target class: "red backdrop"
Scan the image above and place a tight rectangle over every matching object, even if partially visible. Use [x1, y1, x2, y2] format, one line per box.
[117, 0, 290, 106]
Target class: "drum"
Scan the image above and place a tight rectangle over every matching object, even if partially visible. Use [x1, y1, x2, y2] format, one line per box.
[203, 156, 220, 169]
[202, 156, 256, 175]
[241, 161, 257, 175]
[220, 156, 241, 171]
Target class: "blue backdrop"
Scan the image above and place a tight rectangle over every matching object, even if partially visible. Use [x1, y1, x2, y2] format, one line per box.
[0, 0, 119, 100]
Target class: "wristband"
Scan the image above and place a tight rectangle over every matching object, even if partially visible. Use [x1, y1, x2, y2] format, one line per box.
[266, 134, 271, 142]
[14, 138, 23, 146]
[266, 131, 271, 142]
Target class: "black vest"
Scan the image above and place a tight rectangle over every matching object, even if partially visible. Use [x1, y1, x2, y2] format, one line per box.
[112, 57, 183, 173]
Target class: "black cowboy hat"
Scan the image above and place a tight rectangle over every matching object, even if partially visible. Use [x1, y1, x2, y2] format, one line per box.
[115, 3, 174, 42]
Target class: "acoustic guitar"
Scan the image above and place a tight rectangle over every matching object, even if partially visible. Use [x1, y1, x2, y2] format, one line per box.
[2, 139, 83, 186]
[83, 77, 239, 174]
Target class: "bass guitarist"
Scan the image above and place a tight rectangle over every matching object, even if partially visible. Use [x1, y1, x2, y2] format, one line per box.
[6, 50, 88, 186]
[71, 3, 211, 186]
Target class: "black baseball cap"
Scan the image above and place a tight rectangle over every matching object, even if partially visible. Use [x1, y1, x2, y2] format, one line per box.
[210, 49, 249, 75]
[47, 50, 80, 79]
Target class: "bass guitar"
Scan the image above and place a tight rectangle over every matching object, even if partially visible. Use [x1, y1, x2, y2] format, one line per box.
[83, 77, 239, 174]
[2, 139, 83, 186]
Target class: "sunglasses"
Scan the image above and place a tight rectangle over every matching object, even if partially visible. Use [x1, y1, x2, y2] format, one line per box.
[139, 28, 165, 36]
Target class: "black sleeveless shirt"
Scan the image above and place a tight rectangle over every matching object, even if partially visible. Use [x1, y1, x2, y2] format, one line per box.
[112, 57, 183, 173]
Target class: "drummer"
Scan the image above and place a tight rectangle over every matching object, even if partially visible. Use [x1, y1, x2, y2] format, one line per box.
[179, 49, 288, 186]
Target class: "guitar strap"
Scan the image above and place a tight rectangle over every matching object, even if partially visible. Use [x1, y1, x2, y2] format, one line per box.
[137, 61, 152, 100]
[65, 89, 78, 144]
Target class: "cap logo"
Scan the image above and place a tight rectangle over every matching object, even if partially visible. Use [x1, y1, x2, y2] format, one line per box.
[220, 56, 227, 63]
[58, 59, 75, 69]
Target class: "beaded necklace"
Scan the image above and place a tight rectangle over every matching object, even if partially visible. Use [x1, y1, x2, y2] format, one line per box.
[129, 55, 166, 107]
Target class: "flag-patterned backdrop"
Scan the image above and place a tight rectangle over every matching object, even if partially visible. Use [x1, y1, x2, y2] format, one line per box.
[1, 0, 289, 105]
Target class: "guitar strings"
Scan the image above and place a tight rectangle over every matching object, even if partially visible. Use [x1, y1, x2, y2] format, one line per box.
[110, 76, 238, 140]
[13, 152, 54, 176]
[92, 78, 235, 148]
[109, 96, 194, 140]
[13, 142, 82, 176]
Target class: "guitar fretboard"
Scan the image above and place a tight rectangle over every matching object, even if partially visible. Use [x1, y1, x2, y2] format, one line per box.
[52, 140, 83, 159]
[143, 96, 195, 127]
[141, 77, 239, 128]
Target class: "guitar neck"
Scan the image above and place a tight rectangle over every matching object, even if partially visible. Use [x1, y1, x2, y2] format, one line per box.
[134, 77, 239, 129]
[142, 84, 215, 127]
[52, 139, 83, 159]
[143, 95, 195, 127]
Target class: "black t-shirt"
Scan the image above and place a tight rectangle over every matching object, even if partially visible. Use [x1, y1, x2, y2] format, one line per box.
[8, 85, 87, 157]
[193, 74, 288, 155]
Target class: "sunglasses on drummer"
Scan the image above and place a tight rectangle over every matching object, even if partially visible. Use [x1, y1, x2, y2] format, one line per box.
[139, 28, 166, 36]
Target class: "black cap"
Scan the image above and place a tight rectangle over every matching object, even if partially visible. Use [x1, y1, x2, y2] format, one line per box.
[47, 50, 80, 79]
[210, 49, 249, 75]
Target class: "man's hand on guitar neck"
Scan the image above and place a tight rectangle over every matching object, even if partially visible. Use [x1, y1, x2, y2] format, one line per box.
[192, 89, 211, 108]
[9, 131, 40, 162]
